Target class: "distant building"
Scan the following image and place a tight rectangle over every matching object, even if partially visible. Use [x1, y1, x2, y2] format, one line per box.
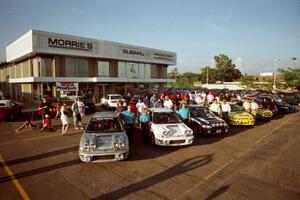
[253, 72, 283, 83]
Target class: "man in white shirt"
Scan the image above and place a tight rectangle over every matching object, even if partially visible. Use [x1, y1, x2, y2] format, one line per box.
[210, 99, 221, 116]
[221, 100, 231, 122]
[163, 96, 173, 109]
[250, 99, 259, 117]
[206, 92, 214, 104]
[200, 91, 207, 99]
[136, 99, 147, 113]
[242, 99, 251, 113]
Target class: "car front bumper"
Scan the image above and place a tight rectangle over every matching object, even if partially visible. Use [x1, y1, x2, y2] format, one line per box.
[154, 136, 194, 146]
[79, 149, 129, 162]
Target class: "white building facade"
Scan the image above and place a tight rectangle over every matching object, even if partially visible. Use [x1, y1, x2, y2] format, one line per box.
[0, 30, 176, 103]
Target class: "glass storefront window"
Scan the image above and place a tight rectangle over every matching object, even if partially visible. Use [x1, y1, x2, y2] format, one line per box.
[65, 57, 88, 77]
[118, 62, 126, 78]
[145, 64, 151, 79]
[138, 63, 145, 79]
[117, 62, 156, 79]
[98, 61, 110, 77]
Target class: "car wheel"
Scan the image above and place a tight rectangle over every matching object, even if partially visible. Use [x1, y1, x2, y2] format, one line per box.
[9, 113, 14, 121]
[150, 133, 156, 146]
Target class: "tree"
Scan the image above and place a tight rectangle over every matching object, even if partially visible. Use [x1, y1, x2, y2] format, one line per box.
[214, 54, 242, 82]
[240, 74, 255, 88]
[168, 67, 181, 87]
[199, 66, 218, 84]
[279, 68, 300, 90]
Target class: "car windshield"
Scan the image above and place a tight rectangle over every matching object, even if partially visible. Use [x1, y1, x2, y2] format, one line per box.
[86, 118, 123, 133]
[111, 95, 123, 100]
[153, 112, 181, 124]
[190, 107, 215, 118]
[230, 104, 243, 112]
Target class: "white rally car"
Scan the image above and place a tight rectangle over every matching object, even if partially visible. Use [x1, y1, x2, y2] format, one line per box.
[148, 108, 194, 146]
[101, 94, 127, 108]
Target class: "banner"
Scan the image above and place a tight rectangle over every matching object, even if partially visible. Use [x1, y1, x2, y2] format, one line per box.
[56, 82, 79, 91]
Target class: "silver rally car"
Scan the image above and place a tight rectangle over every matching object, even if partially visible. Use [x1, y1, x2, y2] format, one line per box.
[79, 112, 129, 162]
[149, 108, 194, 146]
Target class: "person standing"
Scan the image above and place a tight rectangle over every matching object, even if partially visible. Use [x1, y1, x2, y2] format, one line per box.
[177, 102, 190, 124]
[206, 92, 214, 104]
[136, 99, 147, 114]
[163, 96, 173, 109]
[243, 99, 251, 113]
[250, 99, 259, 118]
[221, 100, 231, 122]
[38, 98, 50, 120]
[153, 98, 163, 108]
[77, 98, 85, 119]
[60, 102, 69, 136]
[120, 106, 136, 144]
[210, 99, 221, 116]
[139, 108, 151, 144]
[71, 98, 80, 129]
[150, 94, 157, 107]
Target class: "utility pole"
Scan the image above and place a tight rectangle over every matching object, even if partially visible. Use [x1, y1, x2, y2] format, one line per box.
[272, 59, 280, 90]
[292, 57, 297, 68]
[206, 67, 209, 87]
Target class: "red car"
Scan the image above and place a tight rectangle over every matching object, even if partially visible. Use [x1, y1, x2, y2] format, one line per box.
[0, 99, 22, 121]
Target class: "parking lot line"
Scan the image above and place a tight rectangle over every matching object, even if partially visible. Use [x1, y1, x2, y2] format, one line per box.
[0, 155, 30, 200]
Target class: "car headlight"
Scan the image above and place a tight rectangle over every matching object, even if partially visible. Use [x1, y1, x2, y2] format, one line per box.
[90, 144, 96, 149]
[82, 143, 90, 150]
[185, 129, 193, 136]
[202, 125, 211, 129]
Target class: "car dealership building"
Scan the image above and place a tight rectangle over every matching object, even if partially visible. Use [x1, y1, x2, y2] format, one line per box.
[0, 30, 176, 104]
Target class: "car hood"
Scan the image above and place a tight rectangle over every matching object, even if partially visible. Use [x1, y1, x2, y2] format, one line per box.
[82, 133, 127, 150]
[194, 116, 225, 124]
[152, 123, 190, 136]
[229, 111, 253, 118]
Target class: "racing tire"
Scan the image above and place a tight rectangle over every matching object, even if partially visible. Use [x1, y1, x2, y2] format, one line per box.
[150, 133, 156, 146]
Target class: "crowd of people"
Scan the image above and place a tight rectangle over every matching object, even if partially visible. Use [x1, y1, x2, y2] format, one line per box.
[15, 90, 280, 140]
[16, 97, 86, 136]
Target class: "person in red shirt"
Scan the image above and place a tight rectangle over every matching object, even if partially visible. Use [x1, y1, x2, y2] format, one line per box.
[40, 114, 54, 132]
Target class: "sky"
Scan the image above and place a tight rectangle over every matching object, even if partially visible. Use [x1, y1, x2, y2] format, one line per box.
[0, 0, 299, 75]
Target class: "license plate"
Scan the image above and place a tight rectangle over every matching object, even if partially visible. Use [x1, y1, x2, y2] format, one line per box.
[216, 130, 221, 133]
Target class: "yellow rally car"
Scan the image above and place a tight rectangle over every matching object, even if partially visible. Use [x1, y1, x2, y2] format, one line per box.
[229, 103, 255, 126]
[257, 108, 273, 119]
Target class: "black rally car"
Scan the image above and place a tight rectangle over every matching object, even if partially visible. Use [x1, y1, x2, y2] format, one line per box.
[188, 105, 229, 135]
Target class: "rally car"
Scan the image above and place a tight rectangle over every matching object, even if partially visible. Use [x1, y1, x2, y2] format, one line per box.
[228, 103, 255, 126]
[79, 112, 129, 162]
[256, 107, 273, 119]
[188, 105, 229, 135]
[148, 108, 194, 146]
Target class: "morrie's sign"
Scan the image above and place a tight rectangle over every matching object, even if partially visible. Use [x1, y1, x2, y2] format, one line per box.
[56, 82, 79, 91]
[48, 38, 93, 51]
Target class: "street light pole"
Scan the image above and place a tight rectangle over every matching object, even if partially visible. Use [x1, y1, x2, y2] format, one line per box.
[272, 59, 280, 90]
[206, 67, 209, 87]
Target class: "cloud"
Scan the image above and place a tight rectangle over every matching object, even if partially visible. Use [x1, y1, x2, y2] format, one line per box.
[208, 58, 216, 68]
[233, 57, 243, 69]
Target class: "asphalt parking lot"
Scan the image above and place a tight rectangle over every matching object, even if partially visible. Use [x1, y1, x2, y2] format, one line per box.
[0, 110, 299, 200]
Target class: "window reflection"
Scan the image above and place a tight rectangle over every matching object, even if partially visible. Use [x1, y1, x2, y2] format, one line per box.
[117, 62, 161, 79]
[98, 61, 110, 77]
